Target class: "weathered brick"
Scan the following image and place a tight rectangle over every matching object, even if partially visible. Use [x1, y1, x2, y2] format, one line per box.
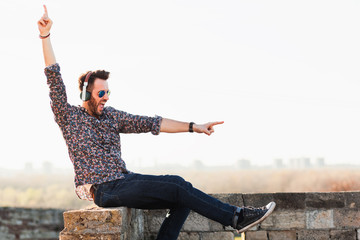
[268, 230, 296, 240]
[272, 192, 306, 210]
[19, 229, 59, 239]
[208, 219, 226, 231]
[59, 233, 122, 240]
[62, 207, 124, 234]
[59, 207, 143, 240]
[183, 212, 211, 232]
[305, 192, 345, 209]
[306, 210, 334, 229]
[210, 193, 244, 207]
[245, 231, 268, 240]
[200, 232, 234, 240]
[179, 232, 200, 240]
[330, 229, 357, 240]
[297, 230, 329, 240]
[333, 209, 360, 228]
[242, 193, 275, 208]
[261, 211, 306, 229]
[145, 215, 164, 233]
[243, 192, 305, 211]
[344, 192, 360, 208]
[143, 209, 167, 233]
[0, 226, 15, 240]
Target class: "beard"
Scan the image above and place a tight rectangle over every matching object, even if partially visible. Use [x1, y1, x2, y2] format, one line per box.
[88, 96, 102, 117]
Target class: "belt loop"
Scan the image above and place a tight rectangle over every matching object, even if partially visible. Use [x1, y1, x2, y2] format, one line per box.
[90, 184, 98, 200]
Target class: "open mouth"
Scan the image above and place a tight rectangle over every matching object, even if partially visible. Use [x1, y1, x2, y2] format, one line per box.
[99, 102, 106, 111]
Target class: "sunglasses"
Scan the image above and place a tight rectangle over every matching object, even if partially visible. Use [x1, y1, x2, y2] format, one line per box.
[98, 90, 111, 98]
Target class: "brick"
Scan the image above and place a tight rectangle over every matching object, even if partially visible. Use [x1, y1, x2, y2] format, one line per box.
[261, 211, 306, 229]
[333, 209, 360, 228]
[344, 192, 360, 208]
[297, 230, 329, 240]
[0, 226, 15, 240]
[242, 193, 275, 208]
[305, 192, 345, 209]
[183, 212, 211, 231]
[272, 192, 306, 210]
[143, 209, 167, 233]
[145, 214, 164, 233]
[330, 230, 357, 240]
[306, 210, 334, 229]
[210, 193, 244, 206]
[60, 233, 122, 240]
[59, 207, 143, 240]
[200, 232, 234, 240]
[19, 229, 59, 239]
[208, 219, 226, 231]
[143, 232, 157, 240]
[242, 192, 306, 212]
[245, 231, 267, 240]
[268, 230, 296, 240]
[357, 229, 360, 240]
[62, 207, 124, 234]
[179, 232, 200, 240]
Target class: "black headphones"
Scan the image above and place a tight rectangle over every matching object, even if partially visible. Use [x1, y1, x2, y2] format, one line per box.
[80, 71, 92, 101]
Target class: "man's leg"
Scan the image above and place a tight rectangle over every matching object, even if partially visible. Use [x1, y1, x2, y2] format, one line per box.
[156, 207, 191, 240]
[93, 173, 275, 238]
[94, 173, 236, 226]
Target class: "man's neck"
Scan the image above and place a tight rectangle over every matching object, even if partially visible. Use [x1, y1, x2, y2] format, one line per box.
[82, 103, 98, 118]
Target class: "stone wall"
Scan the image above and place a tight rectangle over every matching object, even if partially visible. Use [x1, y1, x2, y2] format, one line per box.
[143, 192, 360, 239]
[0, 207, 64, 240]
[2, 191, 360, 239]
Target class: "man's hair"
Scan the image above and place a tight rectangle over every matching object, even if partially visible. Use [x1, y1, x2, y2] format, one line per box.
[78, 70, 110, 92]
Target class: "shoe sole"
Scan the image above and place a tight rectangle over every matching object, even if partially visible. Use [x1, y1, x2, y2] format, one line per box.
[237, 201, 276, 233]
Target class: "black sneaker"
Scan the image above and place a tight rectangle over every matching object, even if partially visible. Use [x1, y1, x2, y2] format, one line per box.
[235, 201, 276, 233]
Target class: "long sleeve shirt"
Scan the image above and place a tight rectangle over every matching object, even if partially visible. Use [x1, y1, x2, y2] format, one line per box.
[45, 63, 162, 200]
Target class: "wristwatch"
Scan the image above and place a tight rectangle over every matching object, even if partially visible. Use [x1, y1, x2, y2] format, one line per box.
[189, 122, 195, 133]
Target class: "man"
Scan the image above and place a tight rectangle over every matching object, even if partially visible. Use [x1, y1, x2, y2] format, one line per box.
[38, 5, 275, 240]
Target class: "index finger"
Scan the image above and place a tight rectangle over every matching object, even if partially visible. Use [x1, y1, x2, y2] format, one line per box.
[43, 5, 48, 16]
[209, 121, 224, 127]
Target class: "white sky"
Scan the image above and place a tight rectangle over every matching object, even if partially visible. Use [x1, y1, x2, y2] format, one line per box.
[1, 0, 360, 170]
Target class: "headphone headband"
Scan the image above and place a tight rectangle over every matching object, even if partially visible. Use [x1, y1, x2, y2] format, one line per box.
[81, 71, 93, 101]
[84, 71, 93, 83]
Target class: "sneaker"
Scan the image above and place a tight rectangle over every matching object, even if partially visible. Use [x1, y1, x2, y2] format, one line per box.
[235, 201, 276, 233]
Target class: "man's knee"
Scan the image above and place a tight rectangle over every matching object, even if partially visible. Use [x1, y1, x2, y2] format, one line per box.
[167, 175, 193, 189]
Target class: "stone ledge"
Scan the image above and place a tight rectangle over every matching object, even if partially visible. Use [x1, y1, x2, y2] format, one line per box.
[57, 192, 360, 240]
[59, 207, 144, 240]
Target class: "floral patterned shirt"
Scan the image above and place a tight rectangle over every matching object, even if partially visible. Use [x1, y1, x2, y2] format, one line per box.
[45, 63, 162, 200]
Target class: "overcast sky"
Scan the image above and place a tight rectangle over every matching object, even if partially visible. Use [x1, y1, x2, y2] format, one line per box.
[1, 0, 360, 170]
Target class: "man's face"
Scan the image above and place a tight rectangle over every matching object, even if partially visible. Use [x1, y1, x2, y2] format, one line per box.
[88, 78, 110, 117]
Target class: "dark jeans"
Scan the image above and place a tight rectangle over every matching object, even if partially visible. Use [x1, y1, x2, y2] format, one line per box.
[93, 173, 237, 240]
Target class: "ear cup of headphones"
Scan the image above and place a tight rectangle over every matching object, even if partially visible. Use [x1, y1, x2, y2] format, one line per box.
[80, 91, 91, 101]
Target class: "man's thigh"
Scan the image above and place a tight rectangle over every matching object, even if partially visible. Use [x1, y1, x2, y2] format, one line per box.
[95, 173, 187, 209]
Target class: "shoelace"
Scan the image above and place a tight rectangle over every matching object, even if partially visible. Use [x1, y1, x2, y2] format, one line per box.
[243, 206, 266, 217]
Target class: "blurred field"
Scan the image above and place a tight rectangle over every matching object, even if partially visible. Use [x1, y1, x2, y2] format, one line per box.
[1, 168, 360, 209]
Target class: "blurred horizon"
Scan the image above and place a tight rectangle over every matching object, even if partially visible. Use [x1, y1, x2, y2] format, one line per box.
[2, 166, 360, 209]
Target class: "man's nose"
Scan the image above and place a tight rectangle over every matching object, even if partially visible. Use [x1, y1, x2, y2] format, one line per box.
[103, 92, 110, 100]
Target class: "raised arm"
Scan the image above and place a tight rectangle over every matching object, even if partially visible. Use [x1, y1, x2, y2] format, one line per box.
[160, 118, 224, 136]
[37, 5, 56, 66]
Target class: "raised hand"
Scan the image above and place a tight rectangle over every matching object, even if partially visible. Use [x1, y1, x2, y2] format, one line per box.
[37, 5, 52, 36]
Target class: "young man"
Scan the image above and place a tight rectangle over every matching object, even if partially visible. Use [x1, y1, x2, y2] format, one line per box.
[38, 5, 275, 240]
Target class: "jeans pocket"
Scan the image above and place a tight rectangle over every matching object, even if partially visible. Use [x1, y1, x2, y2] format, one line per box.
[97, 179, 127, 207]
[100, 191, 126, 207]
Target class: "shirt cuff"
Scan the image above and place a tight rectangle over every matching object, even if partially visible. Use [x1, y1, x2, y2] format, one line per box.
[44, 63, 60, 74]
[151, 115, 162, 135]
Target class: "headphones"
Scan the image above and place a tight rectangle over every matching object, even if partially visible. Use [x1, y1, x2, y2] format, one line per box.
[80, 71, 92, 101]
